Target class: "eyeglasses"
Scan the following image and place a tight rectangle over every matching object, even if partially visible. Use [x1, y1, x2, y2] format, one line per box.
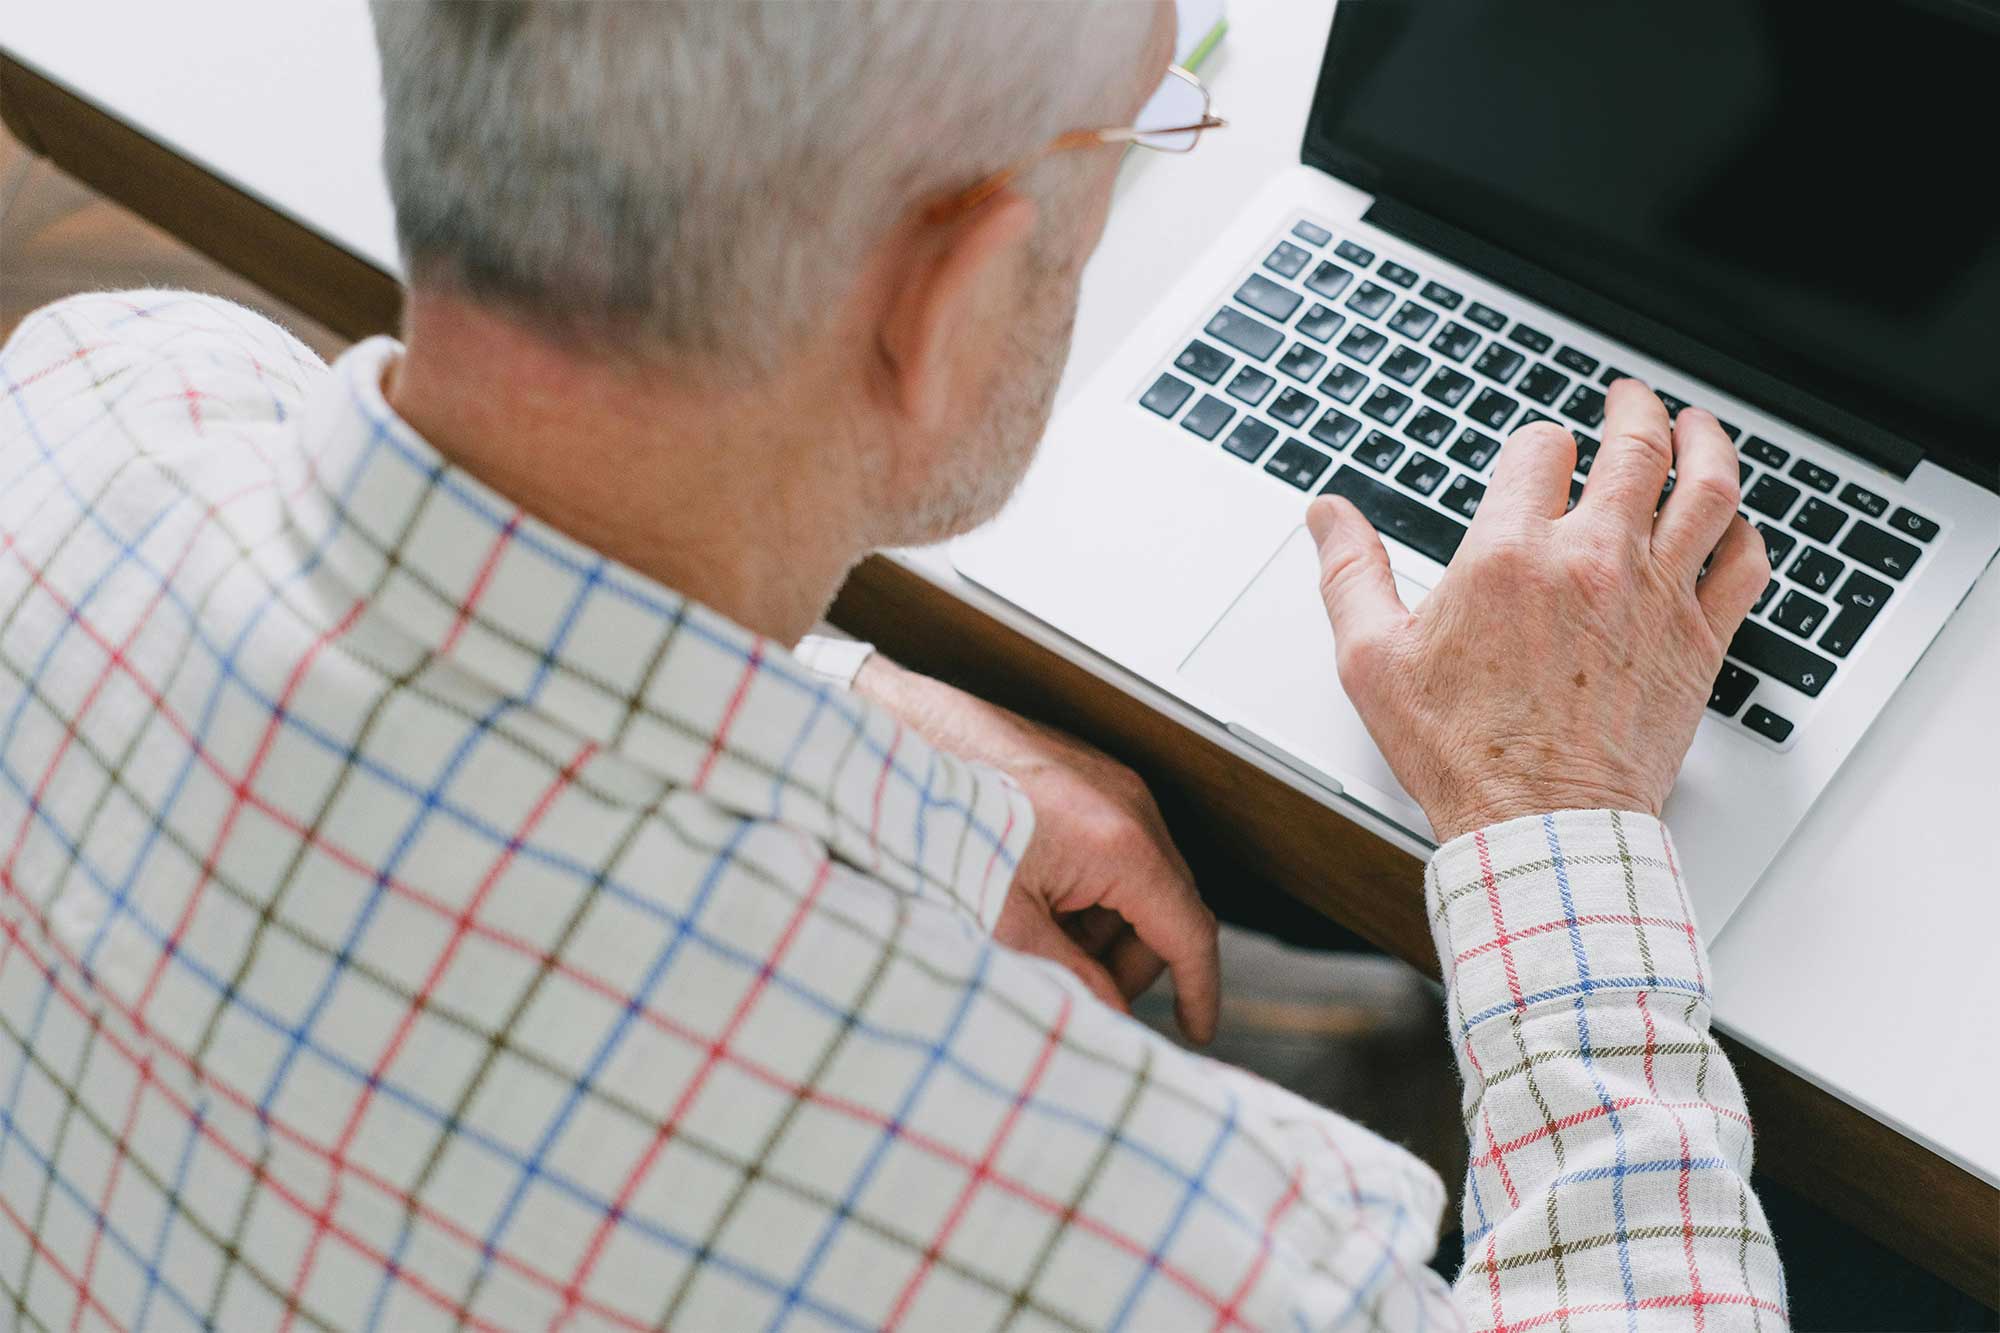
[929, 64, 1227, 222]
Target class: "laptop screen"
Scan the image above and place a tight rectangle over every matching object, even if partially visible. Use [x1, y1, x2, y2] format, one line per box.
[1303, 0, 2000, 485]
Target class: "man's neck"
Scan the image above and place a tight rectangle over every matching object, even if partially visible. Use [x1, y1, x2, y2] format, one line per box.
[383, 293, 874, 646]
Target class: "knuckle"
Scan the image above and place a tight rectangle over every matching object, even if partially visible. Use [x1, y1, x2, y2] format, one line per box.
[1685, 472, 1740, 514]
[1607, 424, 1673, 470]
[1333, 629, 1385, 689]
[1560, 541, 1629, 605]
[1316, 546, 1372, 607]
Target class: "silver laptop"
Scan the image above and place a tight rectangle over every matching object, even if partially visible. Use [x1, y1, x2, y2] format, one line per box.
[954, 0, 2000, 936]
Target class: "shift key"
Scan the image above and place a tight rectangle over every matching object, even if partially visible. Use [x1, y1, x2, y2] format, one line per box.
[1728, 620, 1836, 697]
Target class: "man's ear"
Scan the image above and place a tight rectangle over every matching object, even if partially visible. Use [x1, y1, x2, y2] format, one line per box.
[875, 189, 1040, 429]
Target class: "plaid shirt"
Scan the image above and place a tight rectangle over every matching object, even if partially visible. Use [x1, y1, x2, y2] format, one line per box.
[0, 292, 1784, 1331]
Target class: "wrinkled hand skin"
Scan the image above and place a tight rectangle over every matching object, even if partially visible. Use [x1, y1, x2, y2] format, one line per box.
[1309, 380, 1771, 846]
[851, 655, 1220, 1043]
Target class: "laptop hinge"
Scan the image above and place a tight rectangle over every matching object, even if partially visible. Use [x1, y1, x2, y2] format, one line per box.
[1362, 196, 1926, 482]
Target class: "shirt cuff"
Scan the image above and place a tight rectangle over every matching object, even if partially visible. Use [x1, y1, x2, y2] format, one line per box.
[1424, 809, 1710, 1034]
[793, 634, 876, 691]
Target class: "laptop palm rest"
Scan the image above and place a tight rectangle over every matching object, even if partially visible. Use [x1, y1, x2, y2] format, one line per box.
[1179, 525, 1434, 836]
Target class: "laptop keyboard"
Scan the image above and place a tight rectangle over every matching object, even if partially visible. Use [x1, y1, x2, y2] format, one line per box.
[1135, 218, 1944, 749]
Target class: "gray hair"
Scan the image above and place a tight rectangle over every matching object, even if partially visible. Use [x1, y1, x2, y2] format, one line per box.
[370, 0, 1156, 369]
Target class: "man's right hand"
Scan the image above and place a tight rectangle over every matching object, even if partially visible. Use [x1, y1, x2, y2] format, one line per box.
[1306, 379, 1770, 846]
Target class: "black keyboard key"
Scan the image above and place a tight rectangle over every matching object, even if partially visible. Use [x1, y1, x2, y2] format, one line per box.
[1265, 438, 1333, 491]
[1360, 383, 1413, 426]
[1352, 431, 1406, 473]
[1321, 363, 1369, 403]
[1752, 579, 1778, 614]
[1206, 307, 1284, 361]
[1321, 465, 1469, 567]
[1598, 365, 1630, 387]
[1309, 409, 1362, 451]
[1421, 281, 1463, 310]
[1175, 340, 1233, 384]
[1739, 458, 1753, 485]
[1236, 273, 1303, 323]
[1573, 434, 1600, 476]
[1729, 620, 1835, 697]
[1395, 452, 1450, 496]
[1277, 343, 1328, 383]
[1442, 473, 1486, 519]
[1744, 474, 1801, 520]
[1518, 363, 1570, 405]
[1180, 394, 1234, 440]
[1292, 220, 1333, 247]
[1269, 386, 1318, 428]
[1567, 476, 1584, 512]
[1743, 436, 1789, 469]
[1888, 507, 1939, 542]
[1559, 385, 1606, 428]
[1337, 326, 1387, 364]
[1715, 419, 1742, 442]
[1756, 522, 1797, 566]
[1345, 281, 1396, 320]
[1377, 259, 1420, 288]
[1402, 407, 1455, 448]
[1835, 569, 1893, 610]
[1816, 610, 1869, 659]
[1430, 321, 1481, 362]
[1466, 387, 1520, 432]
[1788, 546, 1844, 596]
[1838, 521, 1921, 580]
[1772, 589, 1830, 639]
[1521, 408, 1558, 430]
[1264, 241, 1312, 279]
[1221, 417, 1279, 462]
[1380, 345, 1431, 385]
[1422, 367, 1475, 408]
[1472, 343, 1525, 384]
[1447, 427, 1501, 472]
[1296, 304, 1345, 343]
[1789, 497, 1846, 543]
[1708, 663, 1758, 717]
[1819, 571, 1893, 657]
[1305, 261, 1355, 301]
[1788, 458, 1839, 493]
[1839, 483, 1889, 518]
[1225, 365, 1276, 406]
[1508, 323, 1554, 354]
[1465, 302, 1507, 332]
[1388, 301, 1438, 339]
[1554, 345, 1599, 377]
[1742, 704, 1794, 743]
[1655, 389, 1689, 417]
[1335, 239, 1375, 266]
[1140, 373, 1195, 418]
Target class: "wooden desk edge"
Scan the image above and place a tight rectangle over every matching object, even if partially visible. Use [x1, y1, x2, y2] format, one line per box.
[0, 52, 401, 343]
[8, 51, 1992, 1302]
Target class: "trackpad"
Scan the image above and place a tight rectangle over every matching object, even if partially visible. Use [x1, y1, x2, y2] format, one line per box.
[1179, 526, 1430, 830]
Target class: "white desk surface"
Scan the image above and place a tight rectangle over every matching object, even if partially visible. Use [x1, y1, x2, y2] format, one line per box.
[6, 0, 1996, 1186]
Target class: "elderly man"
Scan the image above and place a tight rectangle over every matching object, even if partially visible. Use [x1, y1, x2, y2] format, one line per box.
[0, 1, 1786, 1329]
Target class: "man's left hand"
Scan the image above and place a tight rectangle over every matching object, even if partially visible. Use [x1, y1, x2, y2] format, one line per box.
[853, 655, 1220, 1043]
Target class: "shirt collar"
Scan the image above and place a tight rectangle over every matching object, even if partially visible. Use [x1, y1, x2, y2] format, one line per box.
[285, 337, 1033, 925]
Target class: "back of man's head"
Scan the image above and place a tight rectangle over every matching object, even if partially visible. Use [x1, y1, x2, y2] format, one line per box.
[370, 0, 1158, 374]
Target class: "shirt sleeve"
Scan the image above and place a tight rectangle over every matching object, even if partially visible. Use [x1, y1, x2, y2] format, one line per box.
[1426, 809, 1789, 1331]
